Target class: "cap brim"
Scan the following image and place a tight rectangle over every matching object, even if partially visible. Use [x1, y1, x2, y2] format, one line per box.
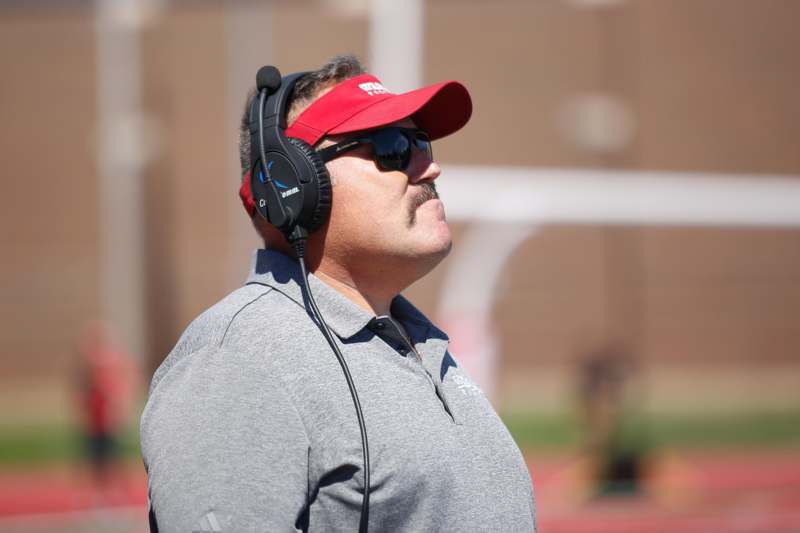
[327, 81, 472, 141]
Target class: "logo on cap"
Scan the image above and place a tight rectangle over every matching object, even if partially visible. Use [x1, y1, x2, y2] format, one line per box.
[358, 82, 390, 96]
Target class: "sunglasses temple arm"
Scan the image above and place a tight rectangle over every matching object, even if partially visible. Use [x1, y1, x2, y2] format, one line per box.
[315, 144, 339, 163]
[315, 138, 368, 163]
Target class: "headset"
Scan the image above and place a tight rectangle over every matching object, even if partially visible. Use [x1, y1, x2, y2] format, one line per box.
[249, 66, 371, 533]
[248, 66, 332, 244]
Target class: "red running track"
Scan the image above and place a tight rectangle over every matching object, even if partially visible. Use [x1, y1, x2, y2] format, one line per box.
[1, 450, 799, 532]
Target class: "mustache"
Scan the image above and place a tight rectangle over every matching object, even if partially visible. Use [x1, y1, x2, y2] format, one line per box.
[407, 182, 439, 226]
[410, 182, 439, 211]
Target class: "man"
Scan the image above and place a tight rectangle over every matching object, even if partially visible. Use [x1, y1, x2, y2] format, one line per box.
[141, 54, 535, 532]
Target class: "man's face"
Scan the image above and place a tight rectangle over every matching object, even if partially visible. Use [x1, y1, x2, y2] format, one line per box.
[321, 118, 452, 275]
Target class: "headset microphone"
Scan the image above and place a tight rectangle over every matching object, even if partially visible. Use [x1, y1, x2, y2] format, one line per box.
[256, 65, 282, 93]
[256, 88, 293, 233]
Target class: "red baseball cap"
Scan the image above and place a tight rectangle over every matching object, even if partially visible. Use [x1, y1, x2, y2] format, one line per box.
[239, 73, 472, 216]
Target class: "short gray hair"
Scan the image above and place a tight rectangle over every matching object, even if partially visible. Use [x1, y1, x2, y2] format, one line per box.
[238, 54, 366, 181]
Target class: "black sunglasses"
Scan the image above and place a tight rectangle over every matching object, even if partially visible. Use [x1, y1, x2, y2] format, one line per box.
[316, 127, 433, 172]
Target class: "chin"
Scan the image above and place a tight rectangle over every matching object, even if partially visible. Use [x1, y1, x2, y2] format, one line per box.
[413, 239, 451, 280]
[416, 223, 453, 262]
[433, 238, 453, 261]
[433, 226, 454, 255]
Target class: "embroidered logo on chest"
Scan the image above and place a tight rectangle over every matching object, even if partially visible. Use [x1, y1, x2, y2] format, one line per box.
[451, 374, 483, 397]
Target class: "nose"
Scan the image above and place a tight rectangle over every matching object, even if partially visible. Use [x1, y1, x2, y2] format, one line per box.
[408, 156, 441, 185]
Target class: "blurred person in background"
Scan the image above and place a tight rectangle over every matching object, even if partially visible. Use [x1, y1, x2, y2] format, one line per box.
[577, 344, 647, 497]
[140, 54, 536, 532]
[75, 321, 135, 499]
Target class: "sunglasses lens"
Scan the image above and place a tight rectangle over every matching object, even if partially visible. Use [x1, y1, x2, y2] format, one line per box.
[415, 133, 432, 161]
[318, 128, 433, 172]
[372, 128, 412, 171]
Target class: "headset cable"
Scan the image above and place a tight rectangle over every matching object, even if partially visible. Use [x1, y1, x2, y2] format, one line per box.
[292, 238, 371, 533]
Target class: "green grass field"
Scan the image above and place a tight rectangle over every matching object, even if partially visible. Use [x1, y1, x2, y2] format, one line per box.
[504, 409, 800, 450]
[1, 410, 799, 467]
[0, 423, 141, 467]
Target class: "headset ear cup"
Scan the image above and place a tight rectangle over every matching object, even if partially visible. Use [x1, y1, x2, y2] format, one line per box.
[287, 137, 332, 233]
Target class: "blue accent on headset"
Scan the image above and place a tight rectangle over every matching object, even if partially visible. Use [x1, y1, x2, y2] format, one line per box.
[273, 179, 289, 190]
[264, 160, 290, 189]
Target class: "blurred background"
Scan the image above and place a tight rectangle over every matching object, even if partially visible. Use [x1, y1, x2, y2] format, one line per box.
[2, 0, 799, 531]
